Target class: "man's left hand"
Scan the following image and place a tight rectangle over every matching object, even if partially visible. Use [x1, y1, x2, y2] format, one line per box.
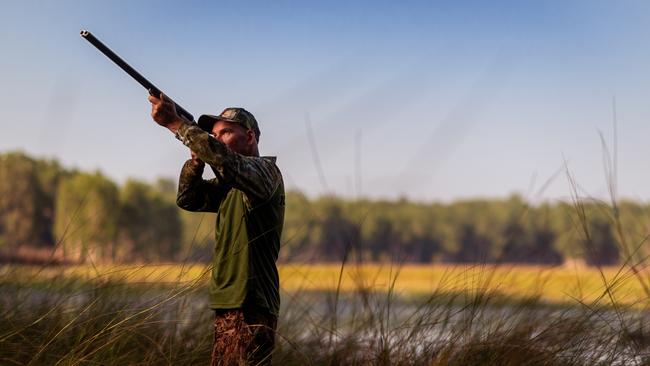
[149, 93, 185, 133]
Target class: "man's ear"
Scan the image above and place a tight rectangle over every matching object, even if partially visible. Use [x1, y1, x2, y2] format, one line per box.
[246, 129, 257, 145]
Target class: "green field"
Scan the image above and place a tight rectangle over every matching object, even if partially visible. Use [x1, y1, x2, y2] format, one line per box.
[2, 263, 650, 365]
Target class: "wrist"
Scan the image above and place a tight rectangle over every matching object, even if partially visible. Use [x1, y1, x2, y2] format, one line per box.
[190, 159, 205, 168]
[183, 158, 205, 175]
[167, 119, 185, 134]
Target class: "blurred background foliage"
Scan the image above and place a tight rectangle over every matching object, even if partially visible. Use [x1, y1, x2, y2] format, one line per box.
[0, 150, 645, 266]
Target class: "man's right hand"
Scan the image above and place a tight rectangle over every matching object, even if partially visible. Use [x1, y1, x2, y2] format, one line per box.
[149, 93, 185, 133]
[190, 151, 205, 168]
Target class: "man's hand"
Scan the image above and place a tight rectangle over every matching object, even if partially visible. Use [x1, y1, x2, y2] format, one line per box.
[190, 151, 204, 168]
[148, 92, 185, 133]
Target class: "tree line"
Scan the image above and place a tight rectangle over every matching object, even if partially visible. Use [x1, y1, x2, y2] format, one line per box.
[0, 151, 646, 265]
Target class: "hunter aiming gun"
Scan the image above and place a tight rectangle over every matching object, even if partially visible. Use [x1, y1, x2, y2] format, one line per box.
[80, 30, 194, 122]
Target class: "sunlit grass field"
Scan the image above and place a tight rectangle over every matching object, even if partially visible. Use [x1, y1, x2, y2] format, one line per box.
[4, 263, 649, 308]
[3, 262, 650, 365]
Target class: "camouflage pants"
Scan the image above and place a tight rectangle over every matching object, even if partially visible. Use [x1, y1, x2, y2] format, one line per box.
[210, 306, 277, 366]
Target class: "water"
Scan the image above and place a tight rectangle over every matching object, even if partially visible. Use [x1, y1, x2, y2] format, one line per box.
[3, 283, 650, 364]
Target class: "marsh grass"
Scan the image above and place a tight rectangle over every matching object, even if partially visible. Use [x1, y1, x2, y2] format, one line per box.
[273, 265, 650, 365]
[0, 265, 214, 365]
[2, 127, 650, 365]
[2, 258, 650, 365]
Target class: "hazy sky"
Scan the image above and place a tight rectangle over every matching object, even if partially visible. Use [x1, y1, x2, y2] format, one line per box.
[2, 0, 650, 202]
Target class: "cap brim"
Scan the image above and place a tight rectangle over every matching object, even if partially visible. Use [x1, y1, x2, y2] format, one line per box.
[197, 114, 239, 132]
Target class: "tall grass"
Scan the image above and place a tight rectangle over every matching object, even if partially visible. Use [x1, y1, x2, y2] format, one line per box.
[0, 266, 212, 365]
[2, 259, 650, 365]
[2, 124, 650, 365]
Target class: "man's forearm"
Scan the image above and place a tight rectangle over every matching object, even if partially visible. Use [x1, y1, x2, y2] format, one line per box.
[175, 123, 237, 182]
[174, 122, 281, 203]
[176, 159, 208, 211]
[176, 157, 228, 213]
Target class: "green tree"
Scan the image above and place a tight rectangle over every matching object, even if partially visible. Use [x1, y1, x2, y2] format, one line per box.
[584, 214, 619, 266]
[499, 204, 562, 265]
[118, 179, 182, 262]
[0, 152, 50, 250]
[54, 171, 119, 263]
[280, 190, 319, 261]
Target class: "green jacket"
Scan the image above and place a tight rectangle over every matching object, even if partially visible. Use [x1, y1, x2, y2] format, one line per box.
[175, 123, 284, 315]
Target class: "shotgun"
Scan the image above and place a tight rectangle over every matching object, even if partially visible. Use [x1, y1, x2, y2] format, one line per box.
[80, 30, 194, 122]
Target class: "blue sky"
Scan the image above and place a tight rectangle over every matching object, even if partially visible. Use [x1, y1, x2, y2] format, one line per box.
[2, 0, 650, 202]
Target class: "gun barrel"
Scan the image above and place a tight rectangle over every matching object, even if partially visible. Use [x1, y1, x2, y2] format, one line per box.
[80, 30, 194, 122]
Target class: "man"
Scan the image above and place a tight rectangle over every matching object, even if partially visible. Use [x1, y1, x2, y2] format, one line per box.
[149, 94, 285, 365]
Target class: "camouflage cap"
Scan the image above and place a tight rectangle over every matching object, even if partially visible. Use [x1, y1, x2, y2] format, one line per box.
[197, 108, 261, 141]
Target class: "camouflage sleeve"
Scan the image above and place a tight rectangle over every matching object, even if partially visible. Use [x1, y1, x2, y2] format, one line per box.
[175, 123, 282, 204]
[176, 159, 229, 212]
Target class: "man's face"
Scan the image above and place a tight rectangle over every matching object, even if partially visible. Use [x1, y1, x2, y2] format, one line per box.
[210, 120, 255, 155]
